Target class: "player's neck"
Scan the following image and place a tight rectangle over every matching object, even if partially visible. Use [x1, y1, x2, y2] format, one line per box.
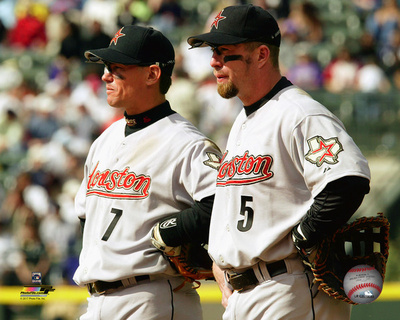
[239, 70, 282, 106]
[125, 94, 166, 116]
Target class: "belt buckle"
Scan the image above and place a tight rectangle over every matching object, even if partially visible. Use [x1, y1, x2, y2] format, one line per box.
[227, 270, 255, 291]
[227, 271, 242, 282]
[87, 282, 106, 295]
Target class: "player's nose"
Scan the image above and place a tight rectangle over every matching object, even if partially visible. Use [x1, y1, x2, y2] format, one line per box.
[210, 51, 223, 69]
[102, 70, 113, 83]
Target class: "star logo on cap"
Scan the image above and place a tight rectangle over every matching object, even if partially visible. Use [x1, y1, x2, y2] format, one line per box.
[110, 28, 126, 46]
[211, 10, 226, 29]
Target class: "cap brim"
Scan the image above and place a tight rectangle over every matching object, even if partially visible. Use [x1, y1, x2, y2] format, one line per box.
[187, 32, 248, 48]
[84, 48, 141, 65]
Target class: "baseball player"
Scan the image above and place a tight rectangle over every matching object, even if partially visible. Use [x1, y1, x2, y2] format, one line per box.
[73, 25, 222, 320]
[188, 4, 371, 320]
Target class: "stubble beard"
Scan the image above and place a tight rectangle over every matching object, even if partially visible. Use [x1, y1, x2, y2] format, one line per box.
[217, 80, 239, 99]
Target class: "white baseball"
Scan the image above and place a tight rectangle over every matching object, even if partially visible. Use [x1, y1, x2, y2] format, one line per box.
[343, 264, 383, 304]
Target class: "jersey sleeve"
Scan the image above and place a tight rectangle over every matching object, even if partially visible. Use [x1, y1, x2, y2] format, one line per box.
[158, 138, 221, 246]
[177, 138, 222, 201]
[291, 113, 370, 197]
[75, 167, 88, 220]
[74, 138, 99, 220]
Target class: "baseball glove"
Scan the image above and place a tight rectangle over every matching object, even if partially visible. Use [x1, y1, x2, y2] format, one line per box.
[167, 242, 215, 289]
[295, 213, 390, 304]
[151, 224, 214, 291]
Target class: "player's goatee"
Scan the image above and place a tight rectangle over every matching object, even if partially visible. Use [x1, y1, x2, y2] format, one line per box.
[217, 81, 238, 99]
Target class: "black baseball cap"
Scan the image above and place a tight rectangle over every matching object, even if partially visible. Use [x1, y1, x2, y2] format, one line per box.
[85, 25, 175, 75]
[187, 4, 281, 48]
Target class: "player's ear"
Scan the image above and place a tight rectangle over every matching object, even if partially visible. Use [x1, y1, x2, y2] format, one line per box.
[257, 45, 270, 67]
[146, 65, 162, 86]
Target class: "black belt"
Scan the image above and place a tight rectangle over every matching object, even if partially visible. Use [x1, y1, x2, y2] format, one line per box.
[227, 260, 287, 291]
[88, 275, 151, 295]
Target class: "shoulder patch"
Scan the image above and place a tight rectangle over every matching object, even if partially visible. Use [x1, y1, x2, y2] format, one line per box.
[305, 136, 343, 167]
[203, 140, 222, 170]
[203, 152, 221, 170]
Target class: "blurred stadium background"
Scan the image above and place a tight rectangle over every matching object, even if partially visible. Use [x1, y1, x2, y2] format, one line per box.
[0, 0, 399, 319]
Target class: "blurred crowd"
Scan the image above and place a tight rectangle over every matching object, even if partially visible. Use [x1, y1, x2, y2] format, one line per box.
[0, 0, 400, 307]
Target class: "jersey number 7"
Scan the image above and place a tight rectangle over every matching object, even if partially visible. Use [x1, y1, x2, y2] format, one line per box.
[102, 208, 123, 241]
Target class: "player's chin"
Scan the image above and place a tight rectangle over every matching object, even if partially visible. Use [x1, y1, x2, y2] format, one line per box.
[106, 96, 119, 107]
[217, 82, 238, 99]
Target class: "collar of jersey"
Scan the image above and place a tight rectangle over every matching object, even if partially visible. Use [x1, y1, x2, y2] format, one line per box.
[124, 101, 176, 136]
[244, 77, 292, 117]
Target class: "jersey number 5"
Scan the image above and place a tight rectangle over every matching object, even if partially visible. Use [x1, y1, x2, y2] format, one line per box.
[102, 208, 122, 241]
[238, 196, 254, 232]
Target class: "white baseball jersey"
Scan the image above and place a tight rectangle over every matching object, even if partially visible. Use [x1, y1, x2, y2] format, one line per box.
[208, 84, 370, 270]
[73, 111, 221, 285]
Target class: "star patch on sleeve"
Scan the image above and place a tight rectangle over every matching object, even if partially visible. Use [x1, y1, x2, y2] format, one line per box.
[305, 136, 343, 167]
[203, 152, 221, 170]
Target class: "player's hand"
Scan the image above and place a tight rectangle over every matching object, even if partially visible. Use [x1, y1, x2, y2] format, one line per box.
[212, 263, 233, 308]
[291, 223, 317, 266]
[151, 223, 181, 256]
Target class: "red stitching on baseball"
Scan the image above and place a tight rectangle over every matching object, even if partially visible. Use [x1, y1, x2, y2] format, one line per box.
[348, 267, 375, 273]
[348, 282, 382, 298]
